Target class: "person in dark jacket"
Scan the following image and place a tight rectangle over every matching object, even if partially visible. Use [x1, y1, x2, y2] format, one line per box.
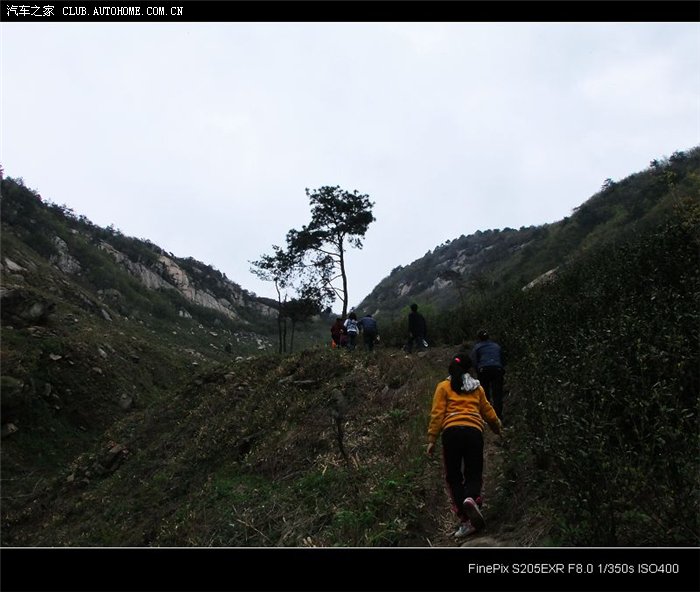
[358, 314, 379, 351]
[330, 318, 344, 349]
[470, 330, 505, 420]
[405, 303, 427, 353]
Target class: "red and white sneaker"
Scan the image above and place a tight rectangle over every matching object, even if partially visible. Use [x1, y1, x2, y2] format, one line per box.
[454, 522, 477, 538]
[463, 497, 485, 531]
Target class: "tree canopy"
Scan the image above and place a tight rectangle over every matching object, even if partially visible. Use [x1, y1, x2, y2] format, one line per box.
[253, 185, 375, 320]
[287, 186, 375, 317]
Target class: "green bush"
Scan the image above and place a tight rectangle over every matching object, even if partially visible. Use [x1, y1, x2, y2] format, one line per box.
[491, 199, 699, 545]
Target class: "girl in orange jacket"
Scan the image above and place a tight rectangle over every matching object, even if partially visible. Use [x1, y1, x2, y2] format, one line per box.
[427, 354, 503, 538]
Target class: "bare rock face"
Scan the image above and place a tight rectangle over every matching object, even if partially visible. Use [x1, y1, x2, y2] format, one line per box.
[50, 236, 82, 275]
[522, 267, 559, 291]
[97, 243, 247, 321]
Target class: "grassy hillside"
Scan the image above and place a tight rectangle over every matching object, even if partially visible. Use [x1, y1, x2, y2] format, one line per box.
[1, 150, 697, 550]
[2, 346, 517, 547]
[0, 177, 333, 527]
[3, 195, 697, 547]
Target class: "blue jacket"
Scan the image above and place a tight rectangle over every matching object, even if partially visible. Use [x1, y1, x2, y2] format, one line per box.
[471, 340, 503, 370]
[358, 316, 378, 333]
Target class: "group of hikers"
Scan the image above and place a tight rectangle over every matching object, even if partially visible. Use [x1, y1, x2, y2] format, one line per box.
[329, 302, 430, 354]
[330, 301, 507, 541]
[427, 329, 505, 539]
[330, 311, 379, 351]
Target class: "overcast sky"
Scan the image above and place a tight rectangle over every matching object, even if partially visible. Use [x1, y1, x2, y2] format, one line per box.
[2, 21, 699, 310]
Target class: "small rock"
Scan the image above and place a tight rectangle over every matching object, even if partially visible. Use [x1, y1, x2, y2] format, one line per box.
[1, 423, 19, 438]
[4, 258, 25, 273]
[118, 393, 134, 410]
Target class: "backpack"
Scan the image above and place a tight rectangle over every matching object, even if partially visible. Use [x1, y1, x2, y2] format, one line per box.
[345, 319, 359, 334]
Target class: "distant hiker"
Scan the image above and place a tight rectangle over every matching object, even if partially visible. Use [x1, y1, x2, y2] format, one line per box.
[405, 303, 427, 353]
[470, 330, 505, 421]
[427, 354, 502, 538]
[357, 313, 379, 351]
[330, 318, 344, 349]
[344, 312, 359, 351]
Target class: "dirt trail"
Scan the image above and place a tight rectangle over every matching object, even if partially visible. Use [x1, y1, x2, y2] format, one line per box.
[399, 346, 528, 548]
[425, 428, 525, 548]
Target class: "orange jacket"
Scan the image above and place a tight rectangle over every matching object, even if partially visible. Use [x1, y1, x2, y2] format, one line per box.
[428, 377, 502, 444]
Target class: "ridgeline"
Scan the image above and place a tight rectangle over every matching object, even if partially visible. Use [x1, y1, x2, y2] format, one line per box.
[1, 149, 698, 551]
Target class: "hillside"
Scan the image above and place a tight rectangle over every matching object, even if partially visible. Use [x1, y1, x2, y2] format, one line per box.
[0, 176, 281, 331]
[2, 346, 527, 547]
[1, 148, 698, 557]
[0, 176, 333, 526]
[358, 147, 700, 322]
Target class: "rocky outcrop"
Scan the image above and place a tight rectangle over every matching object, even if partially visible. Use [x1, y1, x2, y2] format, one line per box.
[157, 255, 242, 320]
[97, 242, 260, 322]
[98, 241, 172, 291]
[522, 267, 559, 291]
[50, 236, 82, 275]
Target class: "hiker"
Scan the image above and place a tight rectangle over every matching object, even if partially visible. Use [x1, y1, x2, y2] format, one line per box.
[330, 317, 344, 349]
[470, 330, 505, 421]
[357, 313, 379, 351]
[405, 303, 427, 353]
[343, 311, 359, 351]
[426, 354, 502, 538]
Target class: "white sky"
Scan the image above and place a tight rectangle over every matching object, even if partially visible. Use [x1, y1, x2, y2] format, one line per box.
[2, 22, 699, 310]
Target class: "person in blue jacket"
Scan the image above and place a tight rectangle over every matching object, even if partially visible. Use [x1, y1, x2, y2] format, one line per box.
[357, 313, 379, 351]
[470, 330, 505, 420]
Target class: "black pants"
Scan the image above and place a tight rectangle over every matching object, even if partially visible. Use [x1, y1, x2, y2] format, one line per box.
[405, 336, 426, 353]
[363, 331, 377, 351]
[441, 426, 484, 522]
[478, 366, 504, 420]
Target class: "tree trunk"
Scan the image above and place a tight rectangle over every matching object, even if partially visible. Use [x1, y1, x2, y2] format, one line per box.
[338, 237, 348, 317]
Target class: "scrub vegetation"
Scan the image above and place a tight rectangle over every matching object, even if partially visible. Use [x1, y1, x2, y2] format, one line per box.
[1, 149, 697, 547]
